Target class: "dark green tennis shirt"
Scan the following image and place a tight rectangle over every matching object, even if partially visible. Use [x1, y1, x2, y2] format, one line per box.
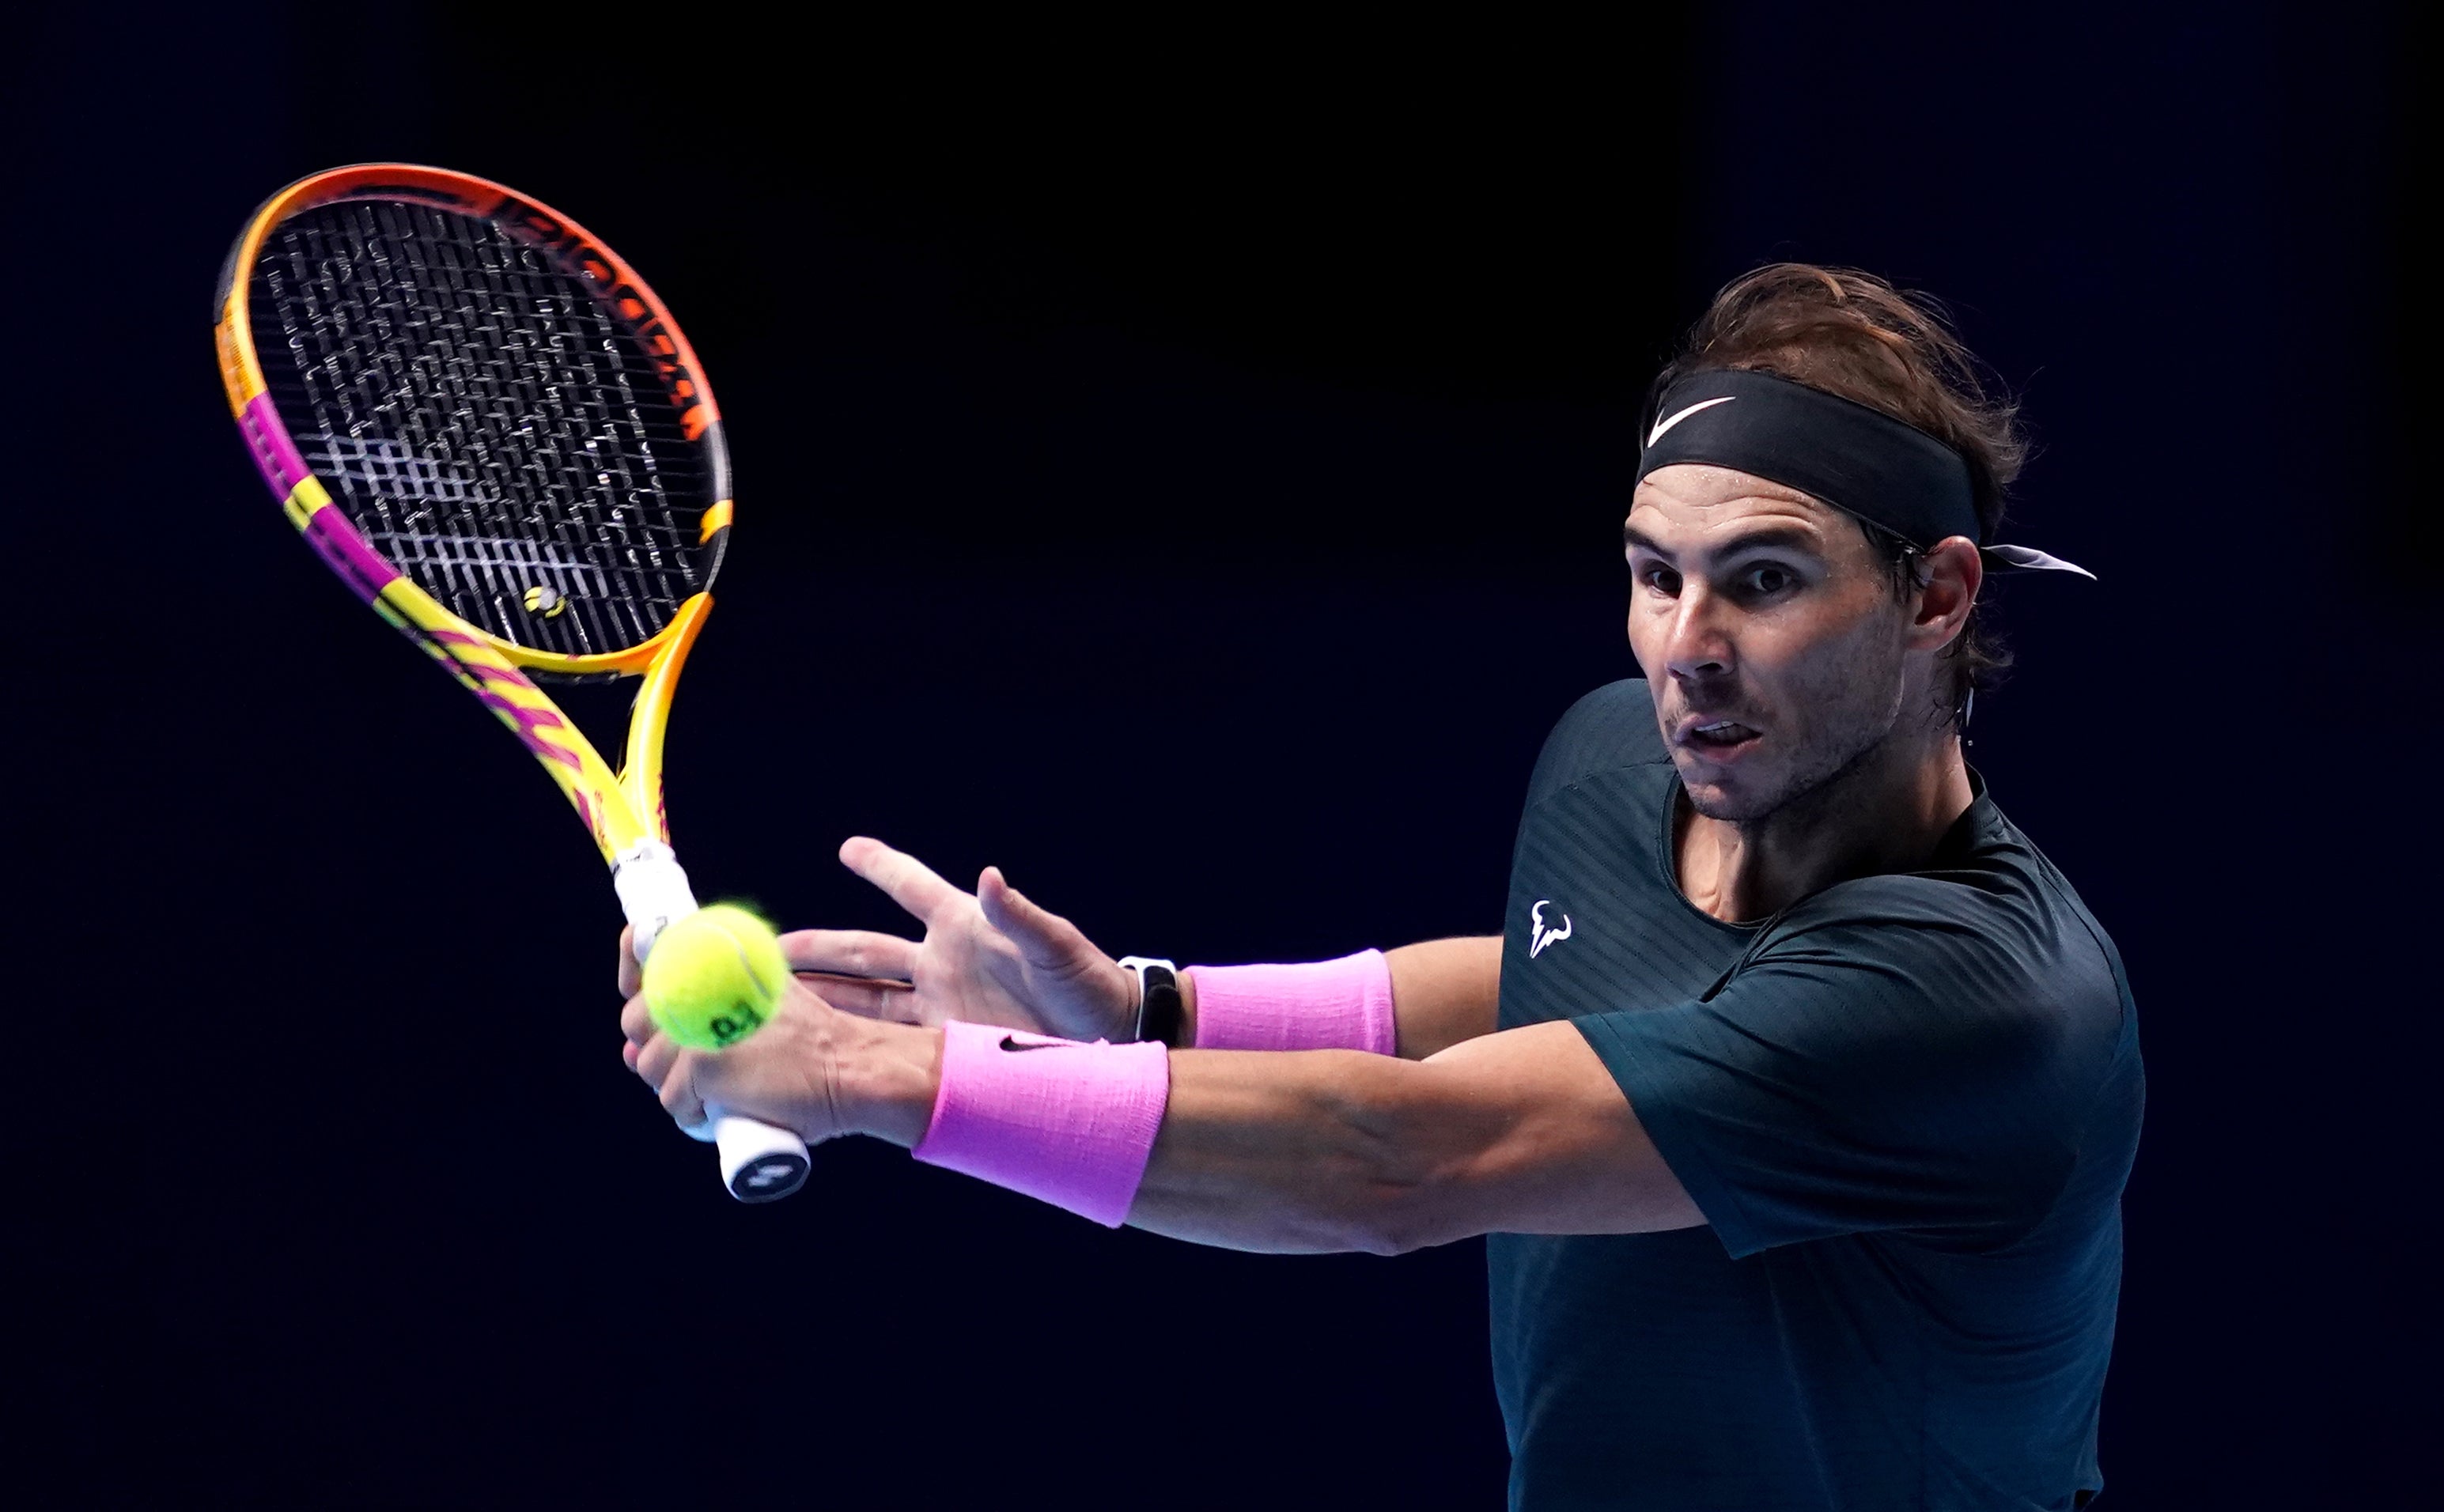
[1492, 680, 2143, 1511]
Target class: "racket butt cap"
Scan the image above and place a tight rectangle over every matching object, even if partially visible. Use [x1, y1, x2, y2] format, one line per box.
[717, 1116, 812, 1201]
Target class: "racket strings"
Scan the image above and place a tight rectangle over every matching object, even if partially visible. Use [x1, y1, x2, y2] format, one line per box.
[251, 198, 715, 663]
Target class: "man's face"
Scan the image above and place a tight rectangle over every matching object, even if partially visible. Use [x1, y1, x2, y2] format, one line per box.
[1624, 464, 1920, 823]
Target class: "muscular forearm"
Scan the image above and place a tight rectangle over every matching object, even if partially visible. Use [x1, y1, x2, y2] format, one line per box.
[837, 1014, 1700, 1255]
[1385, 936, 1503, 1057]
[1126, 1047, 1474, 1253]
[1172, 935, 1501, 1057]
[1129, 1022, 1697, 1253]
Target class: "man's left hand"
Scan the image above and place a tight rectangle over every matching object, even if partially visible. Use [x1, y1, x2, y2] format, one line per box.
[619, 939, 938, 1147]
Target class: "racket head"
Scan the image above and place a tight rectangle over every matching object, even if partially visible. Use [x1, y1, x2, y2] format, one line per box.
[214, 164, 734, 677]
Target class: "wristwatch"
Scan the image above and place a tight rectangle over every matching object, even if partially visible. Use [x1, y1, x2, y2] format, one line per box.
[1116, 956, 1185, 1047]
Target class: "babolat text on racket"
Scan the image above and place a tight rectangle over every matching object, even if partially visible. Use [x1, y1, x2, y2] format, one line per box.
[214, 163, 809, 1202]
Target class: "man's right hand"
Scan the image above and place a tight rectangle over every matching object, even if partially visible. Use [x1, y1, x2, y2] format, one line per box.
[777, 837, 1142, 1042]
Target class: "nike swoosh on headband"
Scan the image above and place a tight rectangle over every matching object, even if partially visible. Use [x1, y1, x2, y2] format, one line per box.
[1638, 369, 2098, 584]
[1647, 395, 1736, 447]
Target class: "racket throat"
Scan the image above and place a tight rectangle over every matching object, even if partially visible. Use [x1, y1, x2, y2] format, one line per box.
[614, 840, 700, 960]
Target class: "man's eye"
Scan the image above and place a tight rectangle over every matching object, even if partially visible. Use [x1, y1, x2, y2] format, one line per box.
[1640, 565, 1680, 593]
[1743, 566, 1794, 595]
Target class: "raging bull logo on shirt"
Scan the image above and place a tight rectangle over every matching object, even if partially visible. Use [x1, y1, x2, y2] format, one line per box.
[1529, 900, 1574, 958]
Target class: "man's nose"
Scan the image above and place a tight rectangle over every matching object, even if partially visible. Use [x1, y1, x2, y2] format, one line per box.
[1661, 584, 1735, 681]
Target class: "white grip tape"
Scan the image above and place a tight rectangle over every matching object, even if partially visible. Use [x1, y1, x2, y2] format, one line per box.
[615, 841, 698, 960]
[615, 843, 812, 1203]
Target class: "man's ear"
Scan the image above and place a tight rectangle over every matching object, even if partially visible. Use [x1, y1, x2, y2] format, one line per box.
[1909, 536, 1984, 651]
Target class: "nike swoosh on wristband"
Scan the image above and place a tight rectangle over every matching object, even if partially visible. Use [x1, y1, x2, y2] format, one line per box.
[999, 1035, 1078, 1052]
[1647, 395, 1736, 447]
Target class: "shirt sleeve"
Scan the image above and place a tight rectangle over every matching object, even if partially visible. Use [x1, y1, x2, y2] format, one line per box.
[1575, 879, 2112, 1258]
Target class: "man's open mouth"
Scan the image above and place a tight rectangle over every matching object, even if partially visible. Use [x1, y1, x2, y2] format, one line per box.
[1685, 720, 1761, 750]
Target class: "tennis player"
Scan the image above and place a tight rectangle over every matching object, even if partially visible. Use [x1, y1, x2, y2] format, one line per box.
[622, 265, 2143, 1510]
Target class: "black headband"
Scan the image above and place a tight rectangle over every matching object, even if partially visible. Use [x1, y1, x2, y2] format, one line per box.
[1636, 368, 2091, 578]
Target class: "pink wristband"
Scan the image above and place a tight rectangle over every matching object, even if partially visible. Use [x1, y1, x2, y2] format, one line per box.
[912, 1021, 1170, 1227]
[1185, 949, 1397, 1056]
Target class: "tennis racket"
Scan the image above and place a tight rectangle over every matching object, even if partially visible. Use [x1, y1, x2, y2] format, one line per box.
[214, 163, 809, 1202]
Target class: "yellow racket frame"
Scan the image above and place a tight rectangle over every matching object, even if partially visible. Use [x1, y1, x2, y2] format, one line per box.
[214, 164, 734, 865]
[218, 165, 820, 1203]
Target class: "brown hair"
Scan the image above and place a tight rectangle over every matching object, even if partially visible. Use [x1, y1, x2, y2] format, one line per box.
[1652, 263, 2026, 719]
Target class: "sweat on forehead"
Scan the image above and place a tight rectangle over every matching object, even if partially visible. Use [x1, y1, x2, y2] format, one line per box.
[1624, 471, 1867, 565]
[1632, 463, 1825, 510]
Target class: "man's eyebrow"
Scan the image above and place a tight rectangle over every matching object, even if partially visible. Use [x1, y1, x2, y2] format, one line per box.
[1621, 523, 1826, 559]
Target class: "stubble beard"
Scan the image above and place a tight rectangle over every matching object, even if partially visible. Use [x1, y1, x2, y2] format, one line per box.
[1675, 640, 1911, 828]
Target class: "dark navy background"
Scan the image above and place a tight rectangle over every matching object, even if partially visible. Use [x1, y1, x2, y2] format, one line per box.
[10, 6, 2422, 1505]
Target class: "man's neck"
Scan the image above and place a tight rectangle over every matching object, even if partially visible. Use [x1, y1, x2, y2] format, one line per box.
[1676, 731, 1976, 924]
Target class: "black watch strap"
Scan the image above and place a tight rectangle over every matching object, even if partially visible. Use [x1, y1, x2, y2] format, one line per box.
[1118, 957, 1185, 1047]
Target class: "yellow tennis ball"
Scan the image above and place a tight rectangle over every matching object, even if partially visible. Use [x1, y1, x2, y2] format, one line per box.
[641, 904, 789, 1052]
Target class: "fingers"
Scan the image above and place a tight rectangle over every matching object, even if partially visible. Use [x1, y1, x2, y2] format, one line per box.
[658, 1060, 707, 1131]
[779, 928, 919, 984]
[839, 837, 966, 920]
[622, 995, 710, 1116]
[635, 1029, 682, 1089]
[630, 1026, 710, 1130]
[616, 925, 641, 998]
[977, 866, 1099, 970]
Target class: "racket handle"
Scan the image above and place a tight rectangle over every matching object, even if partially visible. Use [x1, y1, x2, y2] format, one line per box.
[615, 841, 701, 962]
[716, 1115, 812, 1201]
[616, 842, 812, 1204]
